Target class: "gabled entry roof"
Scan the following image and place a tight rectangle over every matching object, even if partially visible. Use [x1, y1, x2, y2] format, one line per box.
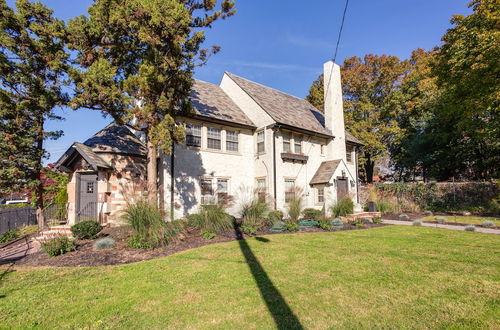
[310, 160, 341, 185]
[84, 122, 147, 156]
[55, 142, 112, 172]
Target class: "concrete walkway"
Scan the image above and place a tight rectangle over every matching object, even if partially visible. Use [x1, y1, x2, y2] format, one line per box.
[383, 219, 500, 235]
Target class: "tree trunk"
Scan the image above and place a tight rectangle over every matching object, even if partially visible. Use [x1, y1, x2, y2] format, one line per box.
[364, 153, 375, 183]
[35, 115, 46, 229]
[147, 139, 158, 205]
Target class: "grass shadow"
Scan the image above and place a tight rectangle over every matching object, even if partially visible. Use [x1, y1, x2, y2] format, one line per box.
[234, 226, 303, 329]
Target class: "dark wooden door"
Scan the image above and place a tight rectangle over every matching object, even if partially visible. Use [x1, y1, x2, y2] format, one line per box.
[337, 178, 348, 201]
[77, 173, 98, 222]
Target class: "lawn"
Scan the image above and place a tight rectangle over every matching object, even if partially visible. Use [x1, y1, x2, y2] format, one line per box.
[420, 215, 500, 226]
[1, 226, 499, 329]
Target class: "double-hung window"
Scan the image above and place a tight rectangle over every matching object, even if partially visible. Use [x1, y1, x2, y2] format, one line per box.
[217, 179, 229, 204]
[317, 187, 325, 203]
[257, 130, 265, 154]
[207, 127, 221, 150]
[294, 135, 302, 154]
[226, 130, 239, 152]
[285, 179, 296, 203]
[283, 133, 291, 153]
[186, 123, 202, 147]
[200, 179, 215, 205]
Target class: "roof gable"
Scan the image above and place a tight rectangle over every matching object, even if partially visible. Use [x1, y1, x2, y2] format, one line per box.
[83, 123, 147, 156]
[225, 73, 332, 137]
[55, 142, 112, 172]
[190, 79, 255, 128]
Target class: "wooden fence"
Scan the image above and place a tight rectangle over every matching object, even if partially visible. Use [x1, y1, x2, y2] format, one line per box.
[0, 207, 37, 235]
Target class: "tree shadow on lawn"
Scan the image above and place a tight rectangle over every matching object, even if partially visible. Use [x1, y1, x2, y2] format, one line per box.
[234, 227, 303, 330]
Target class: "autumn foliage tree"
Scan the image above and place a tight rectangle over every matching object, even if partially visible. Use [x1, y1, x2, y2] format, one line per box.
[67, 0, 236, 203]
[0, 0, 68, 228]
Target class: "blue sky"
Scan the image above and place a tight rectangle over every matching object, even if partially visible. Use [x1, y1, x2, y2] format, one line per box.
[6, 0, 472, 164]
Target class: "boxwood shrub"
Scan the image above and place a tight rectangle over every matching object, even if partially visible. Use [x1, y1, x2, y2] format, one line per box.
[42, 237, 75, 257]
[71, 220, 102, 239]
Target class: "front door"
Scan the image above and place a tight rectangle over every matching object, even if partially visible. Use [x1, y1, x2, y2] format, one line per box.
[77, 173, 98, 222]
[336, 178, 348, 201]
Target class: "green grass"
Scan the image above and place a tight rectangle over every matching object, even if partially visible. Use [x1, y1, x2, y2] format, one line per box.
[1, 226, 499, 329]
[420, 215, 500, 226]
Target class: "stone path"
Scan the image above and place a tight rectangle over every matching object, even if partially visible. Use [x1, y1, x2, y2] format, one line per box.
[383, 219, 500, 235]
[0, 237, 40, 265]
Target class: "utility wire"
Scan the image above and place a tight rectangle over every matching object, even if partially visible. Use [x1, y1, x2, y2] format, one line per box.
[333, 0, 350, 62]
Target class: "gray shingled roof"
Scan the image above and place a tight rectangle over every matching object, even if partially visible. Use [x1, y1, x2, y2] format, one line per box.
[226, 73, 333, 137]
[55, 142, 112, 172]
[190, 79, 255, 128]
[310, 160, 341, 185]
[84, 122, 147, 156]
[310, 109, 363, 145]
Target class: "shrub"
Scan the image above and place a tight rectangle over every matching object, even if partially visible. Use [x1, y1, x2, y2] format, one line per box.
[71, 220, 102, 239]
[123, 200, 170, 247]
[331, 197, 354, 217]
[436, 217, 447, 224]
[302, 208, 322, 221]
[93, 238, 116, 250]
[201, 230, 216, 239]
[372, 217, 382, 224]
[424, 210, 433, 216]
[360, 217, 373, 224]
[331, 218, 344, 229]
[18, 225, 38, 237]
[413, 220, 422, 226]
[188, 204, 234, 235]
[317, 217, 331, 230]
[399, 214, 410, 221]
[241, 223, 258, 235]
[0, 229, 19, 243]
[127, 235, 153, 249]
[163, 220, 185, 245]
[285, 221, 299, 232]
[267, 210, 283, 224]
[481, 220, 494, 228]
[287, 194, 303, 222]
[42, 237, 75, 256]
[465, 225, 476, 232]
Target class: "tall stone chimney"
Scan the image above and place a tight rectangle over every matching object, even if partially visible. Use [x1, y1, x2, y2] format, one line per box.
[324, 61, 346, 160]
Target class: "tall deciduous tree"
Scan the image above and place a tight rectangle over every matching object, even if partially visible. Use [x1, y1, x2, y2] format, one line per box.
[67, 0, 235, 203]
[0, 0, 68, 228]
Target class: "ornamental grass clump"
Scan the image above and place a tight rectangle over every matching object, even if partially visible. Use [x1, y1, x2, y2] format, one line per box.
[93, 238, 116, 250]
[331, 197, 354, 217]
[436, 217, 447, 224]
[188, 204, 234, 238]
[465, 225, 476, 232]
[481, 220, 494, 228]
[287, 194, 304, 223]
[239, 197, 271, 234]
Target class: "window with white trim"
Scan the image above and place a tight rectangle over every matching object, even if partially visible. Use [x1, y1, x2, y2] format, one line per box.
[317, 187, 324, 203]
[217, 178, 229, 204]
[257, 130, 265, 154]
[226, 130, 239, 152]
[200, 179, 215, 205]
[294, 135, 302, 154]
[283, 132, 291, 153]
[285, 179, 295, 203]
[186, 123, 202, 147]
[207, 127, 221, 150]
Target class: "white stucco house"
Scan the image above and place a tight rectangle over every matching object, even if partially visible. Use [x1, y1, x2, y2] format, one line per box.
[56, 61, 363, 224]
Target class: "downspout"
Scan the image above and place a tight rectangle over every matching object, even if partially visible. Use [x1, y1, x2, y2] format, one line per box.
[272, 129, 277, 210]
[170, 142, 175, 221]
[355, 146, 359, 203]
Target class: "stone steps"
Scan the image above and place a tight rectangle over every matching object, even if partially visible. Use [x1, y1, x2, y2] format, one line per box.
[34, 225, 73, 242]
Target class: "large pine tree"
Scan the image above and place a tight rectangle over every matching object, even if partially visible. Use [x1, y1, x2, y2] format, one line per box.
[0, 0, 69, 228]
[67, 0, 236, 204]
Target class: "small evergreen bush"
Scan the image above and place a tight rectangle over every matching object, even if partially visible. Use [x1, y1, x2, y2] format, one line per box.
[285, 221, 299, 232]
[93, 238, 116, 250]
[317, 217, 331, 230]
[127, 235, 153, 249]
[465, 225, 476, 232]
[241, 223, 258, 235]
[399, 214, 410, 221]
[331, 217, 344, 229]
[481, 220, 494, 228]
[436, 217, 447, 224]
[201, 230, 216, 239]
[413, 220, 422, 226]
[71, 220, 102, 239]
[42, 237, 75, 256]
[267, 210, 283, 224]
[302, 208, 322, 220]
[331, 197, 354, 217]
[0, 229, 19, 243]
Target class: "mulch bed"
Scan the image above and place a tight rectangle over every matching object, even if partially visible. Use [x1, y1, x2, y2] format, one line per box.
[383, 212, 499, 229]
[10, 223, 387, 268]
